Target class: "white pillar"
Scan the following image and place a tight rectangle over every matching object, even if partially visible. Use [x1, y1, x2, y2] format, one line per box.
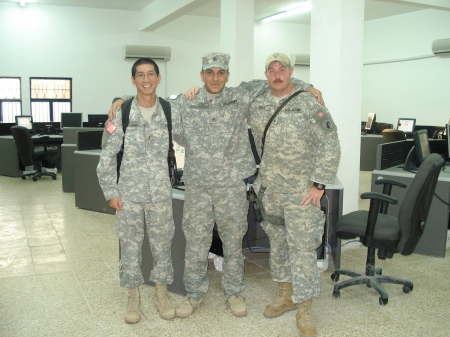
[220, 0, 254, 85]
[310, 0, 365, 214]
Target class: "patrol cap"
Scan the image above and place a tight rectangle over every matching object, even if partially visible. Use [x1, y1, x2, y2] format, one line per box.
[265, 52, 291, 70]
[202, 52, 230, 71]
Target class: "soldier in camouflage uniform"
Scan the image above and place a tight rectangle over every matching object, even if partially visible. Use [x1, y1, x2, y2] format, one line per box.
[108, 53, 320, 319]
[249, 53, 340, 337]
[97, 58, 176, 324]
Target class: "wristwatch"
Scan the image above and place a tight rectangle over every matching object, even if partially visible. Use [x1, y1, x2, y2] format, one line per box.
[313, 182, 326, 190]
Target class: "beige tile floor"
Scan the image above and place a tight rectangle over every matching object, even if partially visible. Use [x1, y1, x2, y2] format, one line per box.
[0, 172, 449, 337]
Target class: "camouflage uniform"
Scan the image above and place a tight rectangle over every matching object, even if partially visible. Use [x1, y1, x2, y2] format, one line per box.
[169, 84, 264, 300]
[249, 90, 340, 303]
[97, 97, 175, 289]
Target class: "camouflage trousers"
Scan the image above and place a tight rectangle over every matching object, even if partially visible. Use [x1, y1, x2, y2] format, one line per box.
[116, 198, 175, 289]
[182, 182, 248, 300]
[255, 184, 325, 303]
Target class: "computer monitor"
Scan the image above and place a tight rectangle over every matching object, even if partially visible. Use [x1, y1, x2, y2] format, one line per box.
[33, 122, 60, 135]
[404, 129, 430, 172]
[365, 113, 376, 133]
[87, 114, 108, 127]
[15, 115, 33, 131]
[60, 112, 83, 129]
[396, 118, 416, 135]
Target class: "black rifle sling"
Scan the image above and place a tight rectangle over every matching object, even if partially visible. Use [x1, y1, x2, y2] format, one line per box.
[260, 90, 303, 159]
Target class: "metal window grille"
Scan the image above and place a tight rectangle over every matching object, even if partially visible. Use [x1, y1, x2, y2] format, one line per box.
[30, 78, 72, 122]
[0, 77, 22, 123]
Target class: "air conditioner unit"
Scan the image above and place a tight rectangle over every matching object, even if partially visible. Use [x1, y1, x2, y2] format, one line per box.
[123, 45, 171, 61]
[291, 53, 310, 66]
[432, 38, 450, 55]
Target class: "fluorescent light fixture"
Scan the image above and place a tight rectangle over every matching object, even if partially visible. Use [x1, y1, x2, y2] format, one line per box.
[19, 0, 26, 6]
[261, 1, 312, 23]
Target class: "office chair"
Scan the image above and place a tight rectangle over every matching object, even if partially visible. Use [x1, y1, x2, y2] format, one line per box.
[10, 126, 60, 181]
[331, 153, 444, 305]
[381, 129, 405, 142]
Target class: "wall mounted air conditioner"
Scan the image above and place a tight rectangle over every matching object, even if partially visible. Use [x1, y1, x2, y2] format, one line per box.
[291, 54, 310, 66]
[123, 45, 171, 61]
[432, 38, 450, 55]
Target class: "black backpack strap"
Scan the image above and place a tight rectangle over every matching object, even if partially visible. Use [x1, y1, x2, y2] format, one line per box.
[121, 98, 133, 134]
[159, 97, 173, 151]
[116, 98, 133, 182]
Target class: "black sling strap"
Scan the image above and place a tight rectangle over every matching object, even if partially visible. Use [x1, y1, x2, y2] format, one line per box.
[260, 90, 303, 159]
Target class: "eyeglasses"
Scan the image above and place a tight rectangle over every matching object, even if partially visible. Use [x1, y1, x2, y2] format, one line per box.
[134, 72, 158, 80]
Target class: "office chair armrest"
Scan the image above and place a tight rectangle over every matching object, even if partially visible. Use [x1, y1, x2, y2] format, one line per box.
[360, 192, 398, 205]
[39, 136, 50, 156]
[374, 179, 406, 189]
[361, 192, 398, 247]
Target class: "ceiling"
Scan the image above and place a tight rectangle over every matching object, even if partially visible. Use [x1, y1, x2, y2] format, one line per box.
[0, 0, 443, 25]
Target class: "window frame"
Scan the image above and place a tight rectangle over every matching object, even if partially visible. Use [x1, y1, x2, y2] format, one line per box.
[30, 77, 72, 122]
[0, 76, 22, 123]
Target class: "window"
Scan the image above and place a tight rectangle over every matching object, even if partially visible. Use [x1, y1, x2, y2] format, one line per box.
[30, 77, 72, 122]
[0, 77, 22, 123]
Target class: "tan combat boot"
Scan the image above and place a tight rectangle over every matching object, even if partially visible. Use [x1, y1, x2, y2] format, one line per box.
[227, 295, 247, 317]
[154, 284, 176, 320]
[264, 282, 298, 318]
[175, 297, 204, 318]
[124, 287, 141, 324]
[295, 298, 317, 337]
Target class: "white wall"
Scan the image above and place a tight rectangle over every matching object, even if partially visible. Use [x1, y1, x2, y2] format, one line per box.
[362, 9, 450, 127]
[253, 21, 311, 83]
[0, 3, 221, 119]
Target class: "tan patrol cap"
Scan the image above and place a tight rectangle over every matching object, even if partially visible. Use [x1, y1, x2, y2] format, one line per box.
[202, 52, 230, 70]
[265, 52, 291, 70]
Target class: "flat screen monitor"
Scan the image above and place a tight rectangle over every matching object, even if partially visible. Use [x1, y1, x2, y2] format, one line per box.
[15, 115, 33, 131]
[404, 129, 430, 172]
[396, 118, 416, 135]
[60, 112, 83, 129]
[87, 114, 108, 127]
[365, 113, 376, 132]
[33, 122, 60, 135]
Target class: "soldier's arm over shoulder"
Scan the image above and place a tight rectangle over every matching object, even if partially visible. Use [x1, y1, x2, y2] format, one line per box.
[291, 77, 311, 92]
[238, 80, 269, 99]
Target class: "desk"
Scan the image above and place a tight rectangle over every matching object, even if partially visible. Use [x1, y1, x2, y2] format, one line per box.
[0, 134, 63, 177]
[372, 167, 450, 257]
[62, 127, 103, 192]
[360, 134, 384, 171]
[73, 149, 344, 294]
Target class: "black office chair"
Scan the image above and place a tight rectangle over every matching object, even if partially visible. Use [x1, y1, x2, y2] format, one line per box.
[10, 126, 60, 181]
[331, 153, 444, 305]
[381, 129, 405, 142]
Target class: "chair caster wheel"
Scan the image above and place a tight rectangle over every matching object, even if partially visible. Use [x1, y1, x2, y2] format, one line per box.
[52, 176, 57, 180]
[402, 285, 412, 293]
[333, 291, 340, 298]
[21, 176, 26, 180]
[379, 297, 388, 305]
[331, 273, 340, 282]
[32, 177, 38, 181]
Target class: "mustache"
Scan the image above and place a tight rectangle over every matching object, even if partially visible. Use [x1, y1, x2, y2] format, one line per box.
[273, 79, 283, 83]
